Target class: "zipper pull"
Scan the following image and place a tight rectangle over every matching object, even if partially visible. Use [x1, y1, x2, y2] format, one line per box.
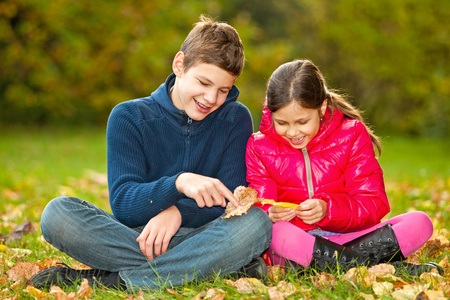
[187, 117, 192, 124]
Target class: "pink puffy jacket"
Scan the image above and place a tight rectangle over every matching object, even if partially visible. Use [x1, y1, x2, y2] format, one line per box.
[246, 106, 390, 233]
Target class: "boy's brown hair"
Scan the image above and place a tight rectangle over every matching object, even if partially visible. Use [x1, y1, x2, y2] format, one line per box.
[180, 15, 245, 76]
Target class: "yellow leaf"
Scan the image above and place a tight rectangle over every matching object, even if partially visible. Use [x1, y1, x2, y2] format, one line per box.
[372, 281, 394, 296]
[24, 286, 50, 299]
[260, 199, 299, 209]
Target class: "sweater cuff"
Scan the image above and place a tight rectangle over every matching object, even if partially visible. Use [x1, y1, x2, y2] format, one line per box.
[174, 199, 198, 227]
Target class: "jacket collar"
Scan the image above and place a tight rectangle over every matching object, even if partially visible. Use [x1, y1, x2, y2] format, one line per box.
[259, 103, 344, 150]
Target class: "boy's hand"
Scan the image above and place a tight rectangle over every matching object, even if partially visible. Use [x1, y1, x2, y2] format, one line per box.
[136, 205, 181, 261]
[295, 199, 327, 224]
[175, 172, 240, 208]
[268, 206, 296, 223]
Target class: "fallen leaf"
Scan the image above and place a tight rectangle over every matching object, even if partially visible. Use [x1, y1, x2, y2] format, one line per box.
[372, 281, 394, 296]
[225, 278, 268, 294]
[76, 278, 93, 298]
[342, 267, 375, 287]
[267, 265, 285, 281]
[359, 292, 375, 300]
[268, 286, 285, 300]
[7, 262, 40, 281]
[412, 289, 447, 300]
[391, 283, 428, 300]
[420, 272, 444, 286]
[0, 221, 35, 243]
[276, 280, 297, 296]
[368, 263, 395, 277]
[312, 272, 337, 287]
[24, 285, 50, 299]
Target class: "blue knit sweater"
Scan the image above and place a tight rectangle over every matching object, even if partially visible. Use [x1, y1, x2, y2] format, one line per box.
[106, 74, 253, 228]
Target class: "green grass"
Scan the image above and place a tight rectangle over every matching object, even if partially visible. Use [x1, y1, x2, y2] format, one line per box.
[0, 127, 449, 299]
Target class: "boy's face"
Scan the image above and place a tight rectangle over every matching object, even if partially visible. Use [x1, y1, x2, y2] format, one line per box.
[171, 52, 237, 121]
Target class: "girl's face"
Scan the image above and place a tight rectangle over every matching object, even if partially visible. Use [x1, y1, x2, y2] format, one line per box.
[272, 100, 327, 149]
[171, 52, 237, 121]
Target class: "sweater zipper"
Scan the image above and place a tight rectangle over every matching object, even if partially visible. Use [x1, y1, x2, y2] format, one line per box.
[301, 148, 314, 199]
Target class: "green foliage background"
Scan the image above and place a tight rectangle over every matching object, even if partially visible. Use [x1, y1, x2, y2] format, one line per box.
[1, 0, 449, 136]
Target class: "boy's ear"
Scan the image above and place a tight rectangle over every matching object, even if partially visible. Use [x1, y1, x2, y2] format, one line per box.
[172, 52, 185, 77]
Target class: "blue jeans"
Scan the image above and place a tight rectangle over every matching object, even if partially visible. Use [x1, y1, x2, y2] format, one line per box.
[40, 197, 272, 290]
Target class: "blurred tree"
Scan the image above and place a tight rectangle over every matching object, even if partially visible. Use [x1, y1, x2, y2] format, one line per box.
[0, 0, 448, 137]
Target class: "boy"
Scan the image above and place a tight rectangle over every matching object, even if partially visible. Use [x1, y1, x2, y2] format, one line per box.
[31, 15, 272, 290]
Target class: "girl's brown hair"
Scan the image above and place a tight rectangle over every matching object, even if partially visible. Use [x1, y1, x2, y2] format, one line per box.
[266, 59, 382, 155]
[180, 15, 245, 76]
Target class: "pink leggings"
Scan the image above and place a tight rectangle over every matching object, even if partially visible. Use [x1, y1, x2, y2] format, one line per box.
[269, 211, 433, 267]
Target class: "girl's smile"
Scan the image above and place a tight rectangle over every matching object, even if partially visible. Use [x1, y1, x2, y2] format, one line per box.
[272, 100, 326, 149]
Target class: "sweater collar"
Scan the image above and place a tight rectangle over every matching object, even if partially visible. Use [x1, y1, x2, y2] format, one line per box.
[259, 104, 344, 150]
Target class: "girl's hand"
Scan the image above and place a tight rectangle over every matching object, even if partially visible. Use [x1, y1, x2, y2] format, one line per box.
[268, 206, 296, 223]
[295, 199, 327, 224]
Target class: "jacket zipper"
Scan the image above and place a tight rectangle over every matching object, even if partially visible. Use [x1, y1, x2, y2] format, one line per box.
[183, 116, 192, 170]
[301, 148, 314, 199]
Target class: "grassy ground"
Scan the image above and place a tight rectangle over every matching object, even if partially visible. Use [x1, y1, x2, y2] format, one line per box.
[0, 126, 449, 299]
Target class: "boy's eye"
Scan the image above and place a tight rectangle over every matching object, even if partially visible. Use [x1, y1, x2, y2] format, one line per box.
[199, 80, 208, 86]
[219, 89, 228, 94]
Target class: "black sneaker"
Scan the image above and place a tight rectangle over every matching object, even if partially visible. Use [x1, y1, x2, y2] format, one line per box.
[31, 263, 83, 289]
[391, 261, 444, 276]
[31, 262, 126, 290]
[229, 257, 268, 279]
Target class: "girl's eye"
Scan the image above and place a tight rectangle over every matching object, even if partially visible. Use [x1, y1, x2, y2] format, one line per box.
[219, 89, 228, 94]
[199, 80, 208, 86]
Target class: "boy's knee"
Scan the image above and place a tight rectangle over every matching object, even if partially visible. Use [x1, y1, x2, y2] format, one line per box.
[41, 197, 77, 241]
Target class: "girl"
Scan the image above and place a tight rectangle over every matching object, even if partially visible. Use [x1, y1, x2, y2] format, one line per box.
[246, 59, 442, 275]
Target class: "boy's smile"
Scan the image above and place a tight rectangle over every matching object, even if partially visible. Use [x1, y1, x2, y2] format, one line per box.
[171, 52, 237, 121]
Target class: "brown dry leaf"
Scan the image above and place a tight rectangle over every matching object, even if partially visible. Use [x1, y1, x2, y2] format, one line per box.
[76, 278, 93, 298]
[420, 272, 444, 286]
[412, 289, 447, 300]
[2, 188, 20, 200]
[167, 288, 180, 296]
[342, 267, 375, 287]
[368, 263, 395, 277]
[311, 271, 337, 287]
[0, 221, 35, 243]
[7, 262, 40, 281]
[391, 283, 428, 300]
[222, 186, 260, 219]
[49, 286, 76, 300]
[359, 292, 375, 300]
[422, 233, 450, 258]
[268, 287, 285, 300]
[267, 265, 285, 281]
[372, 281, 394, 296]
[225, 278, 268, 294]
[193, 288, 226, 300]
[276, 280, 298, 296]
[438, 254, 448, 270]
[124, 291, 145, 300]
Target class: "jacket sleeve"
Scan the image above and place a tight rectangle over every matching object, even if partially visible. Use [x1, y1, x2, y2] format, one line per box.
[107, 102, 183, 227]
[246, 134, 278, 213]
[315, 122, 390, 232]
[173, 104, 254, 227]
